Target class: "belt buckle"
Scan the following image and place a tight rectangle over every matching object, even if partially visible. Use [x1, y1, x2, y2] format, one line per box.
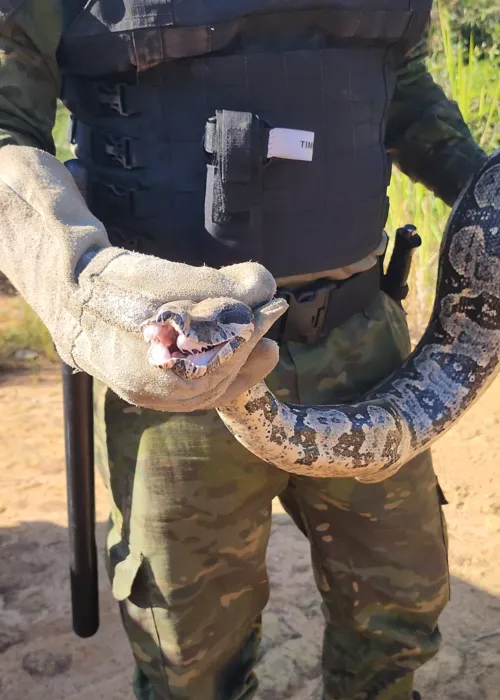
[278, 282, 334, 344]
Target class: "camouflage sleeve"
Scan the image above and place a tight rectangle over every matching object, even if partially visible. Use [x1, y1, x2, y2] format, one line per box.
[385, 34, 488, 206]
[0, 0, 62, 154]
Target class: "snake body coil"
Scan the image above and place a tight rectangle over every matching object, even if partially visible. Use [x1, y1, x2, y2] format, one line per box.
[216, 152, 500, 482]
[144, 152, 500, 483]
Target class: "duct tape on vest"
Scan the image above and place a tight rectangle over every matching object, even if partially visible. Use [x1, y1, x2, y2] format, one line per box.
[267, 128, 315, 162]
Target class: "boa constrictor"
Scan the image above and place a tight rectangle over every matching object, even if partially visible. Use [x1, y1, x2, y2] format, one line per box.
[141, 151, 500, 483]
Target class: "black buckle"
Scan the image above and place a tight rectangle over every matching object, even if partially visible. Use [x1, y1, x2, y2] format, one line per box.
[104, 135, 135, 169]
[273, 281, 338, 345]
[96, 82, 134, 117]
[268, 265, 382, 345]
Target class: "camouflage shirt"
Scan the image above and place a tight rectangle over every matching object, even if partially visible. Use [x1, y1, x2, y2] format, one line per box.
[0, 1, 488, 206]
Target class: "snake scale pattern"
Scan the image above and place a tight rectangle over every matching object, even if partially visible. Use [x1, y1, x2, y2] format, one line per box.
[142, 151, 500, 483]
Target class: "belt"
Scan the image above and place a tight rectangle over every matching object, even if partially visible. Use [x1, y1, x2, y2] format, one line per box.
[266, 263, 381, 345]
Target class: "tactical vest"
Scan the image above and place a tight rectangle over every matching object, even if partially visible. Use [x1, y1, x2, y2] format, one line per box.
[59, 0, 431, 277]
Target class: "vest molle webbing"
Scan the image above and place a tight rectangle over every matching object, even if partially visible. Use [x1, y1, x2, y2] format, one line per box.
[59, 0, 432, 277]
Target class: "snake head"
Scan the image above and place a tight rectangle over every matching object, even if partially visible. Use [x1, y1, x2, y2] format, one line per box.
[140, 298, 255, 380]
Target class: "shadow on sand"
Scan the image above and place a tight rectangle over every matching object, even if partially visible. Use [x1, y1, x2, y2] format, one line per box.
[0, 515, 499, 700]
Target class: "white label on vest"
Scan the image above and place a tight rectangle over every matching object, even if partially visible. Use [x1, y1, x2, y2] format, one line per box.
[267, 128, 315, 162]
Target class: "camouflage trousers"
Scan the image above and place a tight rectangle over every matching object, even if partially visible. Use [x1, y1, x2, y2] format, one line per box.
[94, 291, 450, 700]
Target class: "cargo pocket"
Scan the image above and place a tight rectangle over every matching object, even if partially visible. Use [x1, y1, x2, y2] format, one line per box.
[204, 110, 268, 262]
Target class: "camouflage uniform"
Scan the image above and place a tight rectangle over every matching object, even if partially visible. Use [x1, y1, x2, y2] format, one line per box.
[0, 2, 487, 699]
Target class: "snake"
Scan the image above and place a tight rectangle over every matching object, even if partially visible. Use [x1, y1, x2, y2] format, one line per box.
[141, 151, 500, 483]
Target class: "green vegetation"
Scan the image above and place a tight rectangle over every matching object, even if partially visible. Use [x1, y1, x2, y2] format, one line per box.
[0, 293, 57, 368]
[53, 102, 73, 163]
[387, 5, 500, 332]
[434, 0, 500, 61]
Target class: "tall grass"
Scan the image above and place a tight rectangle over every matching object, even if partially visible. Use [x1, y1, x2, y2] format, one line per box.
[387, 4, 500, 337]
[0, 295, 58, 367]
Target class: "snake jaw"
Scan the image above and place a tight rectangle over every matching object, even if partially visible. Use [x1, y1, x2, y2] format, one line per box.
[141, 315, 254, 380]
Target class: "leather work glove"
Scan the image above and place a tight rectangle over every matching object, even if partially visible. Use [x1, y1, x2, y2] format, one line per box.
[0, 146, 286, 412]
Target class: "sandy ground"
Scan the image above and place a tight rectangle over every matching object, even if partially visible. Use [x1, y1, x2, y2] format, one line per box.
[0, 364, 499, 700]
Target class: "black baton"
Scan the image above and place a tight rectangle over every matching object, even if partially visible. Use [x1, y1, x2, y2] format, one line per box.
[62, 364, 99, 637]
[382, 224, 422, 304]
[62, 158, 99, 637]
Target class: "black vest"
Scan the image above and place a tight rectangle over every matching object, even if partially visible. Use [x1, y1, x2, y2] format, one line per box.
[59, 0, 431, 277]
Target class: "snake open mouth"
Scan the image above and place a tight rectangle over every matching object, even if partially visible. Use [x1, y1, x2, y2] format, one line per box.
[141, 321, 232, 370]
[139, 311, 255, 381]
[140, 298, 256, 379]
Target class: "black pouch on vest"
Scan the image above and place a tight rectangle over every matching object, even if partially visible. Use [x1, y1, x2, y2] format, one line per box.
[204, 110, 268, 262]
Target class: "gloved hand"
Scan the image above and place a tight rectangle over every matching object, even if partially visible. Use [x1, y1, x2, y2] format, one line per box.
[0, 146, 286, 411]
